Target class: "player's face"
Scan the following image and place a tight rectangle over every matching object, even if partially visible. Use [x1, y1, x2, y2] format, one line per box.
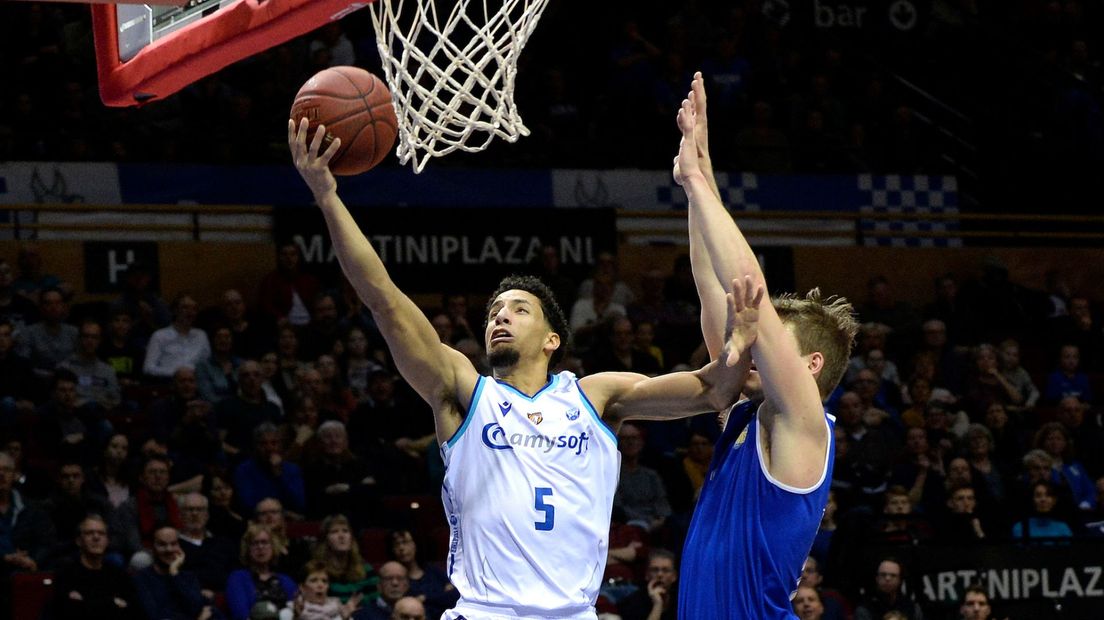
[961, 592, 991, 620]
[485, 290, 555, 371]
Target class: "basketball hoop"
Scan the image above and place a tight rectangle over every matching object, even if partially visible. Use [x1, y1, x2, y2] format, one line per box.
[369, 0, 551, 173]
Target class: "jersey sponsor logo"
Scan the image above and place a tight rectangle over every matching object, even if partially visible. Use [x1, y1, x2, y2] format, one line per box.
[566, 408, 580, 421]
[480, 422, 590, 455]
[498, 401, 513, 417]
[527, 412, 543, 425]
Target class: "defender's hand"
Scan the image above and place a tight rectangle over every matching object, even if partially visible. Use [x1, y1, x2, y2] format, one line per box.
[722, 275, 765, 368]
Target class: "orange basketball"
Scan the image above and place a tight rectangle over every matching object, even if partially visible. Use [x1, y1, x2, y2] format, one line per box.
[291, 66, 398, 175]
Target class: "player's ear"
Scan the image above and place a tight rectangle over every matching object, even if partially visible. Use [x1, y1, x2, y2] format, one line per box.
[807, 351, 825, 375]
[544, 331, 561, 355]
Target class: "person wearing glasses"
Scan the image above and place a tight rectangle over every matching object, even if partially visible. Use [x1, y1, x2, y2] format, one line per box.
[51, 514, 139, 619]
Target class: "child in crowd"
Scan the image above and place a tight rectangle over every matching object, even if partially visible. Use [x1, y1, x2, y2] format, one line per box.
[292, 560, 363, 620]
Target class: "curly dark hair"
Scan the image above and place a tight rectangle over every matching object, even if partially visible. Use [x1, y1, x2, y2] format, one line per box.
[485, 275, 571, 368]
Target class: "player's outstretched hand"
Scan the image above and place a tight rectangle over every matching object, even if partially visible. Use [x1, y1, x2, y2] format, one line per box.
[289, 117, 340, 199]
[673, 94, 700, 186]
[691, 71, 710, 161]
[722, 275, 765, 368]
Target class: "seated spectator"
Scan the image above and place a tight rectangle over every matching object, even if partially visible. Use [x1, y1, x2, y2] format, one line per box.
[965, 424, 1006, 505]
[1011, 481, 1074, 540]
[0, 259, 38, 332]
[110, 455, 181, 563]
[282, 395, 322, 462]
[51, 514, 139, 620]
[234, 423, 306, 516]
[1043, 344, 1093, 405]
[58, 319, 121, 411]
[144, 293, 211, 380]
[196, 325, 241, 404]
[983, 402, 1025, 476]
[792, 585, 824, 620]
[0, 319, 36, 429]
[16, 286, 78, 379]
[109, 260, 170, 346]
[170, 399, 225, 487]
[314, 514, 379, 603]
[258, 242, 320, 328]
[1034, 421, 1096, 511]
[353, 561, 409, 620]
[341, 327, 383, 403]
[681, 430, 713, 501]
[998, 338, 1039, 411]
[798, 556, 848, 620]
[1080, 477, 1104, 537]
[132, 526, 217, 620]
[960, 343, 1023, 418]
[99, 309, 145, 387]
[41, 460, 111, 558]
[617, 548, 678, 620]
[11, 245, 60, 297]
[294, 559, 364, 620]
[301, 293, 344, 360]
[303, 421, 377, 523]
[936, 484, 988, 544]
[383, 597, 425, 620]
[209, 289, 274, 361]
[870, 486, 934, 546]
[853, 557, 924, 620]
[586, 317, 662, 376]
[315, 354, 358, 423]
[389, 529, 456, 618]
[202, 469, 246, 542]
[890, 427, 946, 512]
[1056, 396, 1104, 479]
[0, 450, 56, 576]
[253, 497, 313, 577]
[576, 251, 635, 307]
[88, 432, 134, 508]
[226, 523, 297, 620]
[145, 366, 199, 446]
[614, 423, 671, 533]
[259, 351, 286, 413]
[959, 584, 994, 620]
[216, 360, 282, 457]
[35, 369, 108, 464]
[178, 492, 238, 597]
[568, 274, 627, 353]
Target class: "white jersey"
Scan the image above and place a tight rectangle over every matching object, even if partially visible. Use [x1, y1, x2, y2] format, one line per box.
[440, 371, 620, 620]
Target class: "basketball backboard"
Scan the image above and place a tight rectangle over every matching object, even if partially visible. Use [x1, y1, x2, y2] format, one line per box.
[87, 0, 376, 106]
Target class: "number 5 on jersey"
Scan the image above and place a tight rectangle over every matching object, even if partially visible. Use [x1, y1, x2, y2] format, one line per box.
[535, 487, 555, 531]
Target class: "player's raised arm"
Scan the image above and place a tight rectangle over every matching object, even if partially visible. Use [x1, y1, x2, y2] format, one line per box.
[288, 119, 476, 441]
[675, 85, 827, 451]
[584, 275, 762, 425]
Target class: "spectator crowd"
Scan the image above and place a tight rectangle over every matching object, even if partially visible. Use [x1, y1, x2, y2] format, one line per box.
[0, 238, 1102, 619]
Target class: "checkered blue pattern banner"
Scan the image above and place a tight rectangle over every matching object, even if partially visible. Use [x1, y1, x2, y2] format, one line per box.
[858, 174, 962, 247]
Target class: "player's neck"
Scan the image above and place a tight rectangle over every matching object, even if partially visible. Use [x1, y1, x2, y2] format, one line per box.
[493, 362, 551, 396]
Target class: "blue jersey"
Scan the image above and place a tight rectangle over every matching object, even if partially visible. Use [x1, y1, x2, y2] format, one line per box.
[678, 400, 835, 619]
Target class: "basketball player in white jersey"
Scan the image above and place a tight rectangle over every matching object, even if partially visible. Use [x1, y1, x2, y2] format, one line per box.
[289, 118, 759, 620]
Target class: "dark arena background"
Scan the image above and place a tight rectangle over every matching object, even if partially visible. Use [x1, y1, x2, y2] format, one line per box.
[1, 1, 1103, 619]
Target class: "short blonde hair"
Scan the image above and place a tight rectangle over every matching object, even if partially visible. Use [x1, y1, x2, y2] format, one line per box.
[774, 288, 859, 397]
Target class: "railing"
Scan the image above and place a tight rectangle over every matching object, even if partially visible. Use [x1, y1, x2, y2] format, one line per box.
[617, 209, 1104, 246]
[0, 204, 273, 241]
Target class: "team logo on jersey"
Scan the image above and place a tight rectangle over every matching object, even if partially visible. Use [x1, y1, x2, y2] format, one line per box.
[481, 423, 513, 450]
[566, 408, 580, 421]
[498, 401, 512, 417]
[527, 412, 543, 425]
[480, 422, 590, 455]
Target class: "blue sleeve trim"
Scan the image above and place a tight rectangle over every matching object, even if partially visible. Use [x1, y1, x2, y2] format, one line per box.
[577, 382, 618, 446]
[446, 376, 485, 449]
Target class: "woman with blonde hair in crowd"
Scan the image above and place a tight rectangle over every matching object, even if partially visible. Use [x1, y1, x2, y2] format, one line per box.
[226, 522, 297, 620]
[313, 514, 379, 604]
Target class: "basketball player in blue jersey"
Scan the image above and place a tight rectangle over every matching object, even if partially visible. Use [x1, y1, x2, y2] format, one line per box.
[288, 118, 760, 620]
[671, 75, 860, 619]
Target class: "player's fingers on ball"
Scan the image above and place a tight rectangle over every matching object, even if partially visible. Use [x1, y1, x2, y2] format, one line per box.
[296, 117, 310, 143]
[320, 137, 341, 164]
[310, 125, 328, 156]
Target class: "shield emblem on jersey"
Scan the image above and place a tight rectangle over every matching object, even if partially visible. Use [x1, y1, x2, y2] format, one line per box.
[527, 412, 544, 425]
[566, 408, 580, 421]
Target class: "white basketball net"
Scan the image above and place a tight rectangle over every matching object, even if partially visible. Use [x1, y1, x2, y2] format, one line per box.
[369, 0, 551, 173]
